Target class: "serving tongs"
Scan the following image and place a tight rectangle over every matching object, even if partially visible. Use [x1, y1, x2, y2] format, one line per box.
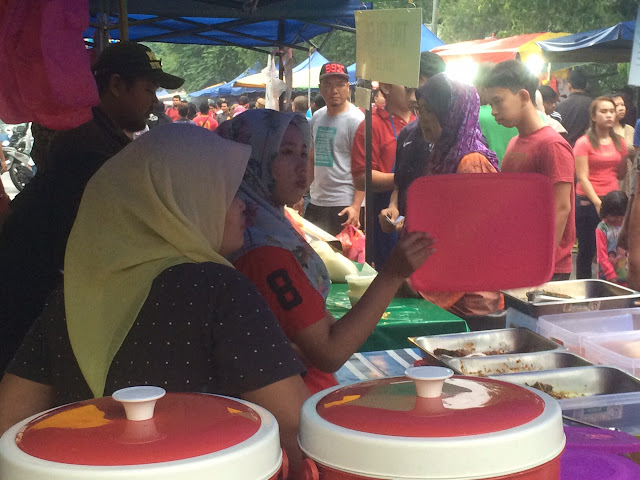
[526, 290, 572, 303]
[562, 414, 619, 431]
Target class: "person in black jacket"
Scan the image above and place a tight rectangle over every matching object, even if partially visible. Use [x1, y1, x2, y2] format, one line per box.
[0, 41, 184, 372]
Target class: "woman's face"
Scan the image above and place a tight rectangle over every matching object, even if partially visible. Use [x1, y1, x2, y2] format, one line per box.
[613, 96, 626, 121]
[220, 196, 246, 257]
[416, 97, 442, 143]
[271, 123, 309, 205]
[592, 100, 616, 129]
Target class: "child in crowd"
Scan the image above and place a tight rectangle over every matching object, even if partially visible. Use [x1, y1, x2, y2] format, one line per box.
[596, 190, 628, 284]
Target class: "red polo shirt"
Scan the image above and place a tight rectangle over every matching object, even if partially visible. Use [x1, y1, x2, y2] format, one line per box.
[165, 107, 180, 122]
[351, 107, 415, 176]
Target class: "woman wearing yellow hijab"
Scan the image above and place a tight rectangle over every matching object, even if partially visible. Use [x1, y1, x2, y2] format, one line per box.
[0, 124, 310, 469]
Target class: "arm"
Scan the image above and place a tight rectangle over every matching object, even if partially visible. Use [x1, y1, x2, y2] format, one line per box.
[575, 154, 601, 213]
[629, 173, 640, 290]
[0, 374, 54, 437]
[553, 182, 573, 249]
[293, 232, 433, 372]
[338, 189, 364, 228]
[353, 171, 395, 192]
[618, 193, 634, 250]
[618, 150, 628, 180]
[595, 228, 616, 280]
[242, 376, 308, 479]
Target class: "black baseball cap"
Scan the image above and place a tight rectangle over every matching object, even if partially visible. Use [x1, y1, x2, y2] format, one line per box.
[92, 42, 184, 90]
[319, 62, 350, 82]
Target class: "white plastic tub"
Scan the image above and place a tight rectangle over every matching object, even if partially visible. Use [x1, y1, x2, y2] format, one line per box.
[537, 308, 640, 355]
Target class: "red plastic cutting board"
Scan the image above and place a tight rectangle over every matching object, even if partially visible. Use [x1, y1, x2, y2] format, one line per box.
[406, 173, 555, 292]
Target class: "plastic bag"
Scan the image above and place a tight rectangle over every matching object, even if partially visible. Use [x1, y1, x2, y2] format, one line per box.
[336, 225, 366, 263]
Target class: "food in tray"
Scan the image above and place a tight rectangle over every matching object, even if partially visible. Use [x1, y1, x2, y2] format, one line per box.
[458, 359, 540, 376]
[525, 381, 586, 400]
[433, 342, 510, 358]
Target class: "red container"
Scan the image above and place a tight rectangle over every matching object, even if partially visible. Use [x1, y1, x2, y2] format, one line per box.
[299, 366, 565, 480]
[0, 386, 285, 480]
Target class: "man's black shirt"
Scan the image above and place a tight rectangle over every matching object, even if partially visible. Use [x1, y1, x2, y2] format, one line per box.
[0, 107, 129, 371]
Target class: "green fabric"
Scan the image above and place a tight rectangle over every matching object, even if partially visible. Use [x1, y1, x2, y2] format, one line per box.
[478, 105, 518, 167]
[326, 283, 469, 352]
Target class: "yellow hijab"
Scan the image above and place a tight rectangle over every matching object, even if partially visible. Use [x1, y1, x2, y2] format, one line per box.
[64, 123, 251, 397]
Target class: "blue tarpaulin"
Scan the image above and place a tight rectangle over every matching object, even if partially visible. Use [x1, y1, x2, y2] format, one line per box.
[536, 21, 635, 63]
[189, 64, 263, 97]
[86, 1, 370, 52]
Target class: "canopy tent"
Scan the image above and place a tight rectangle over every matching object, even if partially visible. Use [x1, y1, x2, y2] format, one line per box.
[536, 21, 635, 64]
[291, 51, 331, 89]
[189, 64, 262, 97]
[419, 24, 445, 53]
[86, 0, 370, 53]
[432, 32, 567, 64]
[346, 24, 445, 83]
[235, 51, 331, 89]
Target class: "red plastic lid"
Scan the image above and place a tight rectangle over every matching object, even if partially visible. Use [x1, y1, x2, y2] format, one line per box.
[16, 393, 261, 465]
[406, 173, 555, 292]
[317, 376, 545, 437]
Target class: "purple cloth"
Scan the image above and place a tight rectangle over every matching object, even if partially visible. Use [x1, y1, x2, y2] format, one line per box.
[417, 73, 499, 175]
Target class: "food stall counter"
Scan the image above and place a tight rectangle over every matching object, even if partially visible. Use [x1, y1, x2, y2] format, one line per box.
[326, 283, 468, 352]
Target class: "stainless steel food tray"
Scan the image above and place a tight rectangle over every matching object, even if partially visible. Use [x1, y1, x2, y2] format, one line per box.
[445, 351, 592, 377]
[502, 279, 640, 318]
[409, 328, 564, 366]
[489, 366, 640, 400]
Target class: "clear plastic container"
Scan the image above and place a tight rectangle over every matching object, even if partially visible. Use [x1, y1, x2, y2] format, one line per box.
[537, 308, 640, 355]
[583, 330, 640, 376]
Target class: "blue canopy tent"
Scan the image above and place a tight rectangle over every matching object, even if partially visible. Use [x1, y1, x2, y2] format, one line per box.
[346, 24, 444, 83]
[189, 64, 263, 97]
[86, 1, 370, 53]
[536, 21, 635, 64]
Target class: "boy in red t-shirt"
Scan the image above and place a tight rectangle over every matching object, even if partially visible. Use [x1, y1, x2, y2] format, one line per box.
[486, 60, 575, 280]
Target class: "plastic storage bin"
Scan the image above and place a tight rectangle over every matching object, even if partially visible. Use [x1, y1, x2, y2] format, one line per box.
[537, 308, 640, 355]
[583, 330, 640, 376]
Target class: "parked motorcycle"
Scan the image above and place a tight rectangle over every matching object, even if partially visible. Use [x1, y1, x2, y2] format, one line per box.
[2, 123, 34, 191]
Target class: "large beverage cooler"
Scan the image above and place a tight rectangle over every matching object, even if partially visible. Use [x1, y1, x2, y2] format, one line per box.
[0, 386, 286, 480]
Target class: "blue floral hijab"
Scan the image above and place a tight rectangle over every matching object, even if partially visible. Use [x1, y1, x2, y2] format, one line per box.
[217, 109, 331, 299]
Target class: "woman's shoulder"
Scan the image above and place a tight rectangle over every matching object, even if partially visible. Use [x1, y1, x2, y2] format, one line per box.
[457, 152, 497, 174]
[154, 262, 249, 291]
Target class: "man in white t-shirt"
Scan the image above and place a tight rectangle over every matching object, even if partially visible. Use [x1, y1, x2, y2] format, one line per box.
[305, 62, 365, 236]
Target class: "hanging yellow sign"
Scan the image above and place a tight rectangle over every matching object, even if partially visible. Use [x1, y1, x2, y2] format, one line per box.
[355, 8, 422, 87]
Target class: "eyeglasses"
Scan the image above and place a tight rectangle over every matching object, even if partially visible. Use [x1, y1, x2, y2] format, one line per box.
[320, 81, 348, 90]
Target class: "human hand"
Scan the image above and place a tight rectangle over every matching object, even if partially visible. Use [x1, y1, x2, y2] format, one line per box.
[339, 205, 361, 228]
[382, 231, 435, 280]
[595, 200, 602, 216]
[379, 207, 399, 233]
[0, 159, 7, 175]
[290, 198, 305, 216]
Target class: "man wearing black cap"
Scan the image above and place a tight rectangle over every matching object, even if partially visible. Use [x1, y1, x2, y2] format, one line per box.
[0, 42, 184, 372]
[305, 62, 365, 236]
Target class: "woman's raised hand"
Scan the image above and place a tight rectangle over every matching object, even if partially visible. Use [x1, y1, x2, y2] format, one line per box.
[382, 231, 435, 280]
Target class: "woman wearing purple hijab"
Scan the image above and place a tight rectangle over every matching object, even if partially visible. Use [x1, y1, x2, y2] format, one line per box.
[414, 73, 501, 317]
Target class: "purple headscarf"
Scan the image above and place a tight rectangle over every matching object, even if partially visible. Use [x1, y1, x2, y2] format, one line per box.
[416, 73, 499, 175]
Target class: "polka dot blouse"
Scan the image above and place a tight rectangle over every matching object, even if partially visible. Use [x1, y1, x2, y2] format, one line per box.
[8, 263, 304, 406]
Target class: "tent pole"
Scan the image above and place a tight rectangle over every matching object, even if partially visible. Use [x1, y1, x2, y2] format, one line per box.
[96, 0, 110, 53]
[364, 103, 374, 265]
[430, 0, 439, 35]
[118, 0, 129, 41]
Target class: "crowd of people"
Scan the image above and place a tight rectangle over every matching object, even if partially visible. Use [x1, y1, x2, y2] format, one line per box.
[0, 39, 640, 476]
